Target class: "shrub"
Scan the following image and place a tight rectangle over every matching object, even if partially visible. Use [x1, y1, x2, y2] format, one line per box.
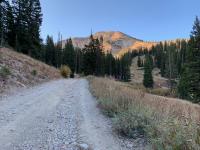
[149, 88, 171, 96]
[60, 65, 71, 78]
[31, 69, 37, 76]
[0, 66, 11, 79]
[113, 106, 152, 138]
[98, 98, 121, 117]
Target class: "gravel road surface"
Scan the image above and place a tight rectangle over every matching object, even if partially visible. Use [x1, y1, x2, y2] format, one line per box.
[0, 79, 127, 150]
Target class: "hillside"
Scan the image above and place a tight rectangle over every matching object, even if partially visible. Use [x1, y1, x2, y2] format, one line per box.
[89, 77, 200, 149]
[0, 48, 61, 95]
[130, 56, 169, 88]
[62, 31, 157, 56]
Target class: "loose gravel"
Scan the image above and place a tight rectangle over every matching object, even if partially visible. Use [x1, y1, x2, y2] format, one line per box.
[0, 79, 147, 150]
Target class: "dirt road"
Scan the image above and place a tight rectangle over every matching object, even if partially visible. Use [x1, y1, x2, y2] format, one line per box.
[0, 79, 126, 150]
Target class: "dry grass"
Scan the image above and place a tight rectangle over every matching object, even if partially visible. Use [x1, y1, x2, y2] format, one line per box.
[0, 48, 61, 94]
[88, 76, 200, 149]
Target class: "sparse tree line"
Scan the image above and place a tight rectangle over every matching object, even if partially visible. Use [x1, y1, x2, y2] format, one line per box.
[139, 17, 200, 103]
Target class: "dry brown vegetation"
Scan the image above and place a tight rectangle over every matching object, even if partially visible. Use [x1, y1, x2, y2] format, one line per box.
[0, 48, 61, 95]
[60, 65, 71, 78]
[88, 77, 200, 149]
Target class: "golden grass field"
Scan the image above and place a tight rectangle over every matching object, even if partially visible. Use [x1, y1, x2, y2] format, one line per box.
[88, 77, 200, 149]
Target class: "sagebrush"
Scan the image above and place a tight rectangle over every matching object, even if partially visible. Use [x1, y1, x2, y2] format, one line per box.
[0, 66, 11, 79]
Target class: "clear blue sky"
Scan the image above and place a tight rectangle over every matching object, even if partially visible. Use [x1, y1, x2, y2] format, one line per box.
[40, 0, 200, 41]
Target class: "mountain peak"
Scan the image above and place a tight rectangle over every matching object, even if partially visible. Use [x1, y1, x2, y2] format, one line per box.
[62, 31, 157, 56]
[94, 31, 142, 41]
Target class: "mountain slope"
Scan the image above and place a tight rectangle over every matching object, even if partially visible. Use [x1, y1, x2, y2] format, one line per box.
[62, 31, 157, 56]
[0, 48, 61, 95]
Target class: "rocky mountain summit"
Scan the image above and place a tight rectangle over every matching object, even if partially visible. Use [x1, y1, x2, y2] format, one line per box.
[62, 31, 157, 56]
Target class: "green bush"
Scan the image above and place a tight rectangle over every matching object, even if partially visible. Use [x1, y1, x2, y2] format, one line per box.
[98, 98, 120, 117]
[31, 69, 37, 76]
[113, 106, 152, 138]
[60, 65, 71, 78]
[0, 66, 11, 78]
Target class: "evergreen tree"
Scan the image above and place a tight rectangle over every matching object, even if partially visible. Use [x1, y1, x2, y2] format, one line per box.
[178, 39, 187, 74]
[120, 52, 131, 82]
[105, 52, 115, 76]
[74, 48, 83, 74]
[178, 17, 200, 102]
[0, 0, 11, 46]
[154, 42, 163, 68]
[143, 54, 154, 88]
[55, 33, 63, 68]
[114, 58, 121, 79]
[28, 0, 42, 58]
[45, 35, 56, 66]
[55, 44, 62, 68]
[95, 37, 104, 76]
[63, 38, 75, 74]
[82, 34, 104, 76]
[137, 56, 142, 67]
[12, 0, 42, 56]
[5, 2, 15, 47]
[160, 50, 166, 77]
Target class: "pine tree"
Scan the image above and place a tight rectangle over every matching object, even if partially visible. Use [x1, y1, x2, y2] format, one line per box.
[74, 48, 83, 74]
[55, 33, 63, 68]
[95, 37, 104, 76]
[5, 2, 15, 47]
[137, 56, 142, 67]
[63, 38, 75, 74]
[154, 42, 163, 69]
[143, 54, 154, 88]
[0, 1, 5, 46]
[12, 0, 42, 55]
[114, 58, 121, 79]
[45, 35, 56, 66]
[105, 52, 115, 76]
[0, 0, 10, 46]
[160, 50, 166, 77]
[55, 44, 62, 68]
[178, 17, 200, 102]
[12, 0, 29, 52]
[28, 0, 42, 58]
[82, 34, 104, 76]
[178, 39, 187, 74]
[120, 52, 131, 82]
